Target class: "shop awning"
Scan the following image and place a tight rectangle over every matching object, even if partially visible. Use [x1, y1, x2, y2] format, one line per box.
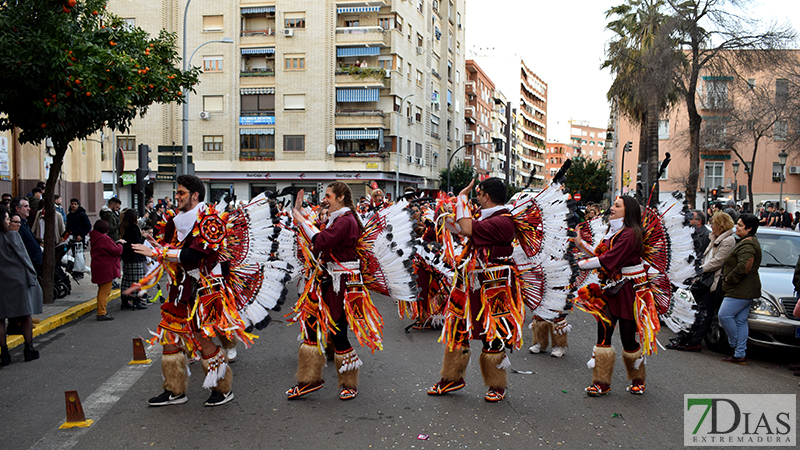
[241, 6, 275, 14]
[336, 46, 381, 57]
[336, 129, 382, 140]
[239, 128, 275, 135]
[240, 87, 275, 95]
[241, 47, 275, 55]
[337, 6, 381, 13]
[337, 88, 379, 102]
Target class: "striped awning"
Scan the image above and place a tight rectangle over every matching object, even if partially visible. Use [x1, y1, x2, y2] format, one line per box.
[239, 128, 275, 135]
[336, 46, 381, 57]
[336, 129, 382, 140]
[337, 6, 381, 13]
[337, 88, 379, 102]
[241, 47, 275, 55]
[240, 87, 275, 95]
[241, 6, 275, 14]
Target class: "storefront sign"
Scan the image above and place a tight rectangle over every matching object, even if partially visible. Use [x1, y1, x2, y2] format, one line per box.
[239, 116, 275, 126]
[121, 172, 136, 186]
[0, 136, 9, 180]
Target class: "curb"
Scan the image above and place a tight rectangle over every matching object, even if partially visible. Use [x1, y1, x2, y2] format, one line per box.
[7, 290, 121, 350]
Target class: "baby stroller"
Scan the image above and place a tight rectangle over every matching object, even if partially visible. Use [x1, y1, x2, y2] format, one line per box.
[54, 242, 73, 299]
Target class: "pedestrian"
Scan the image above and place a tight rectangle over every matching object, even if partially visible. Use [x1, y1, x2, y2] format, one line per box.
[767, 204, 780, 227]
[1, 193, 12, 207]
[65, 198, 92, 242]
[779, 207, 792, 229]
[718, 214, 762, 365]
[99, 197, 122, 241]
[89, 220, 124, 321]
[10, 197, 42, 276]
[0, 205, 43, 366]
[31, 201, 65, 245]
[148, 202, 164, 229]
[757, 205, 768, 226]
[689, 209, 711, 255]
[574, 195, 648, 396]
[54, 195, 67, 223]
[8, 213, 22, 232]
[668, 212, 736, 352]
[119, 209, 148, 310]
[26, 186, 43, 227]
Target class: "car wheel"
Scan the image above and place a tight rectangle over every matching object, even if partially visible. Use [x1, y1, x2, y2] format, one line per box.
[704, 311, 732, 354]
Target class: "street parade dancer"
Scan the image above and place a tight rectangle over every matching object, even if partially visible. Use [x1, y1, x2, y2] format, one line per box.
[427, 177, 523, 402]
[573, 187, 698, 397]
[130, 175, 295, 407]
[288, 182, 418, 400]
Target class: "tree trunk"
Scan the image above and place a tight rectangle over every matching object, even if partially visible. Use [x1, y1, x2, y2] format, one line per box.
[41, 140, 69, 304]
[684, 43, 703, 209]
[636, 111, 648, 204]
[646, 97, 660, 207]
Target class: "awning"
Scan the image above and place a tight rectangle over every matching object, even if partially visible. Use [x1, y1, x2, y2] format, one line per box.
[336, 129, 382, 140]
[240, 87, 275, 95]
[239, 128, 275, 135]
[337, 88, 379, 102]
[241, 6, 275, 14]
[337, 6, 381, 13]
[337, 46, 381, 57]
[241, 47, 275, 55]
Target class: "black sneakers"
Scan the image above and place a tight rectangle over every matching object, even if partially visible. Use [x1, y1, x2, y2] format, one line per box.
[96, 314, 114, 321]
[148, 390, 188, 406]
[204, 391, 234, 407]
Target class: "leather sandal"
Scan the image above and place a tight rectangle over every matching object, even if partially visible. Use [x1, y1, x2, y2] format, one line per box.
[339, 388, 358, 400]
[484, 388, 506, 402]
[286, 380, 324, 399]
[627, 383, 645, 395]
[585, 383, 611, 397]
[427, 378, 466, 395]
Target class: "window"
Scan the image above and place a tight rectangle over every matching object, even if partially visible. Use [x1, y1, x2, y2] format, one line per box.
[431, 115, 440, 136]
[284, 54, 305, 70]
[407, 140, 411, 156]
[704, 162, 724, 191]
[455, 70, 460, 84]
[658, 120, 669, 140]
[203, 15, 223, 31]
[396, 56, 403, 74]
[415, 142, 423, 158]
[776, 78, 789, 103]
[774, 120, 788, 141]
[203, 56, 223, 72]
[117, 136, 135, 152]
[416, 33, 423, 48]
[418, 0, 424, 13]
[284, 94, 305, 110]
[284, 12, 305, 29]
[394, 96, 402, 113]
[395, 15, 403, 32]
[378, 56, 393, 72]
[379, 16, 391, 30]
[447, 89, 452, 106]
[408, 24, 412, 41]
[284, 135, 305, 151]
[705, 79, 729, 109]
[407, 63, 412, 79]
[415, 106, 422, 122]
[773, 162, 784, 181]
[121, 18, 135, 29]
[240, 94, 274, 114]
[240, 134, 275, 160]
[447, 60, 452, 80]
[203, 135, 223, 152]
[702, 120, 727, 149]
[203, 95, 224, 112]
[416, 69, 422, 86]
[344, 19, 359, 27]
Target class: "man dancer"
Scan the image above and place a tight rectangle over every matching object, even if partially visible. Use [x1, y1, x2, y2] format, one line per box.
[428, 178, 521, 402]
[132, 175, 234, 407]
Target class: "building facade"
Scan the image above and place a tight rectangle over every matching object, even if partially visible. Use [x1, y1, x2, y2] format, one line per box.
[106, 0, 467, 204]
[464, 59, 494, 179]
[569, 121, 607, 162]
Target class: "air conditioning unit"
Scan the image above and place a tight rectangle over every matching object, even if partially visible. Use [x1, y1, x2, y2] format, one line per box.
[407, 116, 414, 125]
[789, 166, 800, 175]
[416, 157, 423, 165]
[283, 28, 294, 37]
[199, 111, 211, 120]
[416, 47, 423, 54]
[406, 155, 412, 162]
[385, 71, 391, 78]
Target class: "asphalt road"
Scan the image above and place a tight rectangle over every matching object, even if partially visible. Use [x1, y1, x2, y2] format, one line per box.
[2, 288, 799, 450]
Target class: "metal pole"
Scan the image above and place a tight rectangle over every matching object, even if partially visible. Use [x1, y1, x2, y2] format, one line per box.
[396, 94, 414, 199]
[620, 146, 626, 194]
[779, 164, 785, 211]
[446, 141, 494, 193]
[181, 0, 192, 177]
[111, 129, 116, 197]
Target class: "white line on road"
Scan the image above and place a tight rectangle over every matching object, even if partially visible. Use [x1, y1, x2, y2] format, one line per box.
[29, 354, 160, 450]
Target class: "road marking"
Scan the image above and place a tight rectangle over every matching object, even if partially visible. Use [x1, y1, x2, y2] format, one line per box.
[29, 353, 159, 450]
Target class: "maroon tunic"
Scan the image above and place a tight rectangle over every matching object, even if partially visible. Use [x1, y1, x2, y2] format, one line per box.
[312, 210, 360, 321]
[163, 218, 218, 305]
[598, 227, 641, 321]
[468, 209, 516, 337]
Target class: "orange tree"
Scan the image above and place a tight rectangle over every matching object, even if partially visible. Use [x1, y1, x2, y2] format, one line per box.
[0, 0, 199, 302]
[564, 157, 612, 205]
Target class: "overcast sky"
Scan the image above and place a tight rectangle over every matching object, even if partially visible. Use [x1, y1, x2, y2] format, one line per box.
[464, 0, 798, 143]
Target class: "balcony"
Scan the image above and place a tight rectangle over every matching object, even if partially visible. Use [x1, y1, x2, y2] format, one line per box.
[335, 65, 387, 87]
[240, 69, 275, 77]
[335, 26, 389, 46]
[239, 150, 274, 161]
[335, 110, 388, 128]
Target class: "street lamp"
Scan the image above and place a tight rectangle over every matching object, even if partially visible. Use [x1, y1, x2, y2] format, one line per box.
[446, 141, 494, 194]
[778, 149, 788, 210]
[181, 37, 234, 176]
[395, 93, 414, 199]
[732, 159, 739, 203]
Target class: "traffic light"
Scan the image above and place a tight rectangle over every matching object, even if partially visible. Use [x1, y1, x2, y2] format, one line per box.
[623, 141, 632, 153]
[135, 144, 151, 193]
[711, 188, 718, 198]
[492, 137, 504, 153]
[636, 162, 649, 200]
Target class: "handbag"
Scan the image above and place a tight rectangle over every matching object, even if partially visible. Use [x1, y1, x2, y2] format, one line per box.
[698, 272, 714, 288]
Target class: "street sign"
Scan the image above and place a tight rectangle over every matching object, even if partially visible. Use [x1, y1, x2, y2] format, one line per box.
[155, 173, 175, 182]
[574, 193, 582, 202]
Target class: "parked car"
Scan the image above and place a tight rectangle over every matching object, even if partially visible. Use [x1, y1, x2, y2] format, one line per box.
[705, 227, 800, 352]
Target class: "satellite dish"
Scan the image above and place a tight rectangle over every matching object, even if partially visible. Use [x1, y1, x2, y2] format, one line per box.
[326, 144, 336, 155]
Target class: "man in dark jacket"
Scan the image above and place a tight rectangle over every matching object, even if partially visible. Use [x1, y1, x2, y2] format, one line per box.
[66, 199, 92, 242]
[99, 197, 121, 241]
[689, 210, 711, 255]
[11, 196, 42, 276]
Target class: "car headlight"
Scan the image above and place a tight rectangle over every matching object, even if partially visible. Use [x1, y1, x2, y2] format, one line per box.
[750, 298, 780, 317]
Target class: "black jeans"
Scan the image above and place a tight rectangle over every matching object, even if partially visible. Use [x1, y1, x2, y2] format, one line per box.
[685, 287, 722, 346]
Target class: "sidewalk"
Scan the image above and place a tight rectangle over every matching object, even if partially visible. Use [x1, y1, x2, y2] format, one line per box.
[7, 276, 120, 350]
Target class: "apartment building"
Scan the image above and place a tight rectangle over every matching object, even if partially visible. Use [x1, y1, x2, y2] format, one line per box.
[106, 0, 467, 204]
[610, 57, 800, 211]
[489, 89, 511, 182]
[544, 142, 576, 183]
[569, 121, 607, 162]
[464, 59, 494, 179]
